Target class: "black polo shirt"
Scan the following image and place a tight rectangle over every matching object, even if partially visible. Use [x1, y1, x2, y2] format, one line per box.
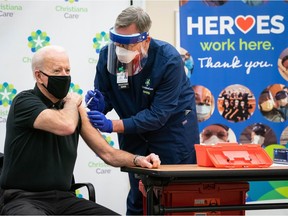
[0, 84, 81, 191]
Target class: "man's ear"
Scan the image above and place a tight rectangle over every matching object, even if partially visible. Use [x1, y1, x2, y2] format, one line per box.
[35, 71, 43, 83]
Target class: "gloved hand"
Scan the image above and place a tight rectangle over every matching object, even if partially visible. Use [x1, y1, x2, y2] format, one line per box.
[87, 111, 113, 133]
[85, 89, 105, 112]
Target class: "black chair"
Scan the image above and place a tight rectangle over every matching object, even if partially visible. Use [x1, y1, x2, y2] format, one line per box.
[0, 153, 96, 202]
[70, 175, 96, 202]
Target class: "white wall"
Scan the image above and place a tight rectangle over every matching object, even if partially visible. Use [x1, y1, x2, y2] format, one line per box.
[134, 0, 179, 46]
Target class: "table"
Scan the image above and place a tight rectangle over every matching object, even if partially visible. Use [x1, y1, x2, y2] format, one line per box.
[121, 164, 288, 215]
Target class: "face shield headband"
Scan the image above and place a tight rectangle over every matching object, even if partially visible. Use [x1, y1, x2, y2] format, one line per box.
[109, 28, 148, 44]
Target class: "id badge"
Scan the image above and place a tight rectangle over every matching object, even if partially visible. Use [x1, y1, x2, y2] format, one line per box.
[117, 71, 128, 84]
[117, 68, 129, 89]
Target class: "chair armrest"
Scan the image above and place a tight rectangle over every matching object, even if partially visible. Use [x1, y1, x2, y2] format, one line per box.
[70, 182, 96, 202]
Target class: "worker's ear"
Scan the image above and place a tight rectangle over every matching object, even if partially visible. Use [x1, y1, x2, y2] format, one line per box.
[142, 36, 151, 51]
[146, 36, 151, 44]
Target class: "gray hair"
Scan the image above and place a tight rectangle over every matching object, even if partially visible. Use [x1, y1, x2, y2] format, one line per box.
[114, 6, 152, 33]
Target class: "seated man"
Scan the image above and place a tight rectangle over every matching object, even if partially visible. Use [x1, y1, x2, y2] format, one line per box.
[0, 45, 160, 215]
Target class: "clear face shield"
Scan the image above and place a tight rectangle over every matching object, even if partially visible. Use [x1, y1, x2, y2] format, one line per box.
[107, 28, 149, 88]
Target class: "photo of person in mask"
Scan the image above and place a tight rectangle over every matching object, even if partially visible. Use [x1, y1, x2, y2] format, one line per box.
[200, 124, 236, 144]
[278, 49, 288, 81]
[183, 52, 194, 78]
[250, 123, 267, 146]
[218, 84, 255, 123]
[239, 123, 277, 148]
[192, 85, 214, 122]
[280, 126, 288, 146]
[258, 90, 285, 122]
[275, 90, 288, 121]
[180, 48, 194, 79]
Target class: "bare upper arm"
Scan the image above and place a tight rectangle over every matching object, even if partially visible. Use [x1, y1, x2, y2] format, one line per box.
[33, 108, 79, 136]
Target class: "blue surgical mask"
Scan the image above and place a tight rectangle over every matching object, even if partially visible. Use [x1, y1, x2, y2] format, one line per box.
[185, 58, 194, 71]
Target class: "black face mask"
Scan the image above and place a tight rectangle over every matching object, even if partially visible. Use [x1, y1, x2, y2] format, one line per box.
[40, 71, 71, 99]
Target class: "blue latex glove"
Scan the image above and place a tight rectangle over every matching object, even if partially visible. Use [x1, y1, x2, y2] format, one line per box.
[87, 110, 113, 133]
[85, 89, 105, 112]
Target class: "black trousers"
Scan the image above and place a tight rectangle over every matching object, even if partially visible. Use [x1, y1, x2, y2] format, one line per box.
[0, 189, 119, 215]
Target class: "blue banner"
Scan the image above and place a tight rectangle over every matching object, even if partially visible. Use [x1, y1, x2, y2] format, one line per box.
[180, 0, 288, 201]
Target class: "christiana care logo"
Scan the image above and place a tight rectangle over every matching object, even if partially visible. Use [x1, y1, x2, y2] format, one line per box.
[0, 82, 17, 124]
[65, 0, 79, 3]
[69, 83, 83, 95]
[93, 31, 109, 54]
[88, 134, 115, 175]
[102, 134, 114, 147]
[0, 82, 17, 107]
[27, 30, 50, 53]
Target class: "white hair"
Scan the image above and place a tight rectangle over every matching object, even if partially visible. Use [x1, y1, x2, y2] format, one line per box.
[31, 45, 67, 78]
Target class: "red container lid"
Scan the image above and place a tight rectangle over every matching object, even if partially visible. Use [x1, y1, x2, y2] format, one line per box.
[196, 143, 273, 168]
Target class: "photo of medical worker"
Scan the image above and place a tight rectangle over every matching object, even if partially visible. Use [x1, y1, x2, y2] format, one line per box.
[280, 126, 288, 146]
[179, 47, 194, 79]
[200, 123, 237, 144]
[192, 85, 215, 122]
[239, 123, 277, 148]
[278, 47, 288, 81]
[258, 84, 286, 122]
[218, 84, 255, 123]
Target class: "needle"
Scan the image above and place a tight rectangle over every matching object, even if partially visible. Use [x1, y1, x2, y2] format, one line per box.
[86, 91, 96, 108]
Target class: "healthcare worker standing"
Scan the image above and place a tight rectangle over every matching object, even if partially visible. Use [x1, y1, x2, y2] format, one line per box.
[85, 6, 200, 215]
